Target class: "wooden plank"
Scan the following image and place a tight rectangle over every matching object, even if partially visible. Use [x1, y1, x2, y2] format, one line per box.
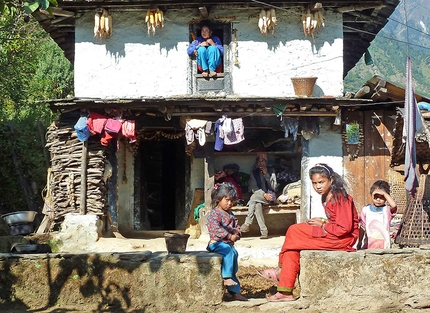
[80, 140, 88, 214]
[344, 111, 366, 211]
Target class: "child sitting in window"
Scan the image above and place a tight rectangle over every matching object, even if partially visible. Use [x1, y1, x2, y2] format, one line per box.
[358, 180, 397, 249]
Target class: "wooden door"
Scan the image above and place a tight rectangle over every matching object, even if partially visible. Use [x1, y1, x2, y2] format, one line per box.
[343, 109, 396, 212]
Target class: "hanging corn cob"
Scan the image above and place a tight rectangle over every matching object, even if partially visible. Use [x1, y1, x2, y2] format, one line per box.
[302, 4, 325, 42]
[258, 9, 277, 35]
[94, 9, 113, 40]
[145, 8, 164, 36]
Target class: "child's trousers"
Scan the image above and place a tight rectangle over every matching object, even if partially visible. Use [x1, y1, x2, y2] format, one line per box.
[208, 241, 240, 294]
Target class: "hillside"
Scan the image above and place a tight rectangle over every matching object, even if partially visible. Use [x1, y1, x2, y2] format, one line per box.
[345, 0, 430, 97]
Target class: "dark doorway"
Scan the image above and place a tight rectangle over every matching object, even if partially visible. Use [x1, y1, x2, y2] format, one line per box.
[139, 139, 184, 230]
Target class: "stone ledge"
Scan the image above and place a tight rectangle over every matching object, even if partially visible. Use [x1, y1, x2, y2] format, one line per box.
[0, 251, 223, 312]
[299, 248, 430, 311]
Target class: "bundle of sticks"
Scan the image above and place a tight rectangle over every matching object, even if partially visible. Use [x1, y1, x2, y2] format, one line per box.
[44, 121, 108, 226]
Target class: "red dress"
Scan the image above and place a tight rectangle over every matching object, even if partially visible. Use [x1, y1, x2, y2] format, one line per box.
[277, 194, 359, 291]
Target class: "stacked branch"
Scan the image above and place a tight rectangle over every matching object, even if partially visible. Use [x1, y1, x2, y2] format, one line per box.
[44, 121, 108, 229]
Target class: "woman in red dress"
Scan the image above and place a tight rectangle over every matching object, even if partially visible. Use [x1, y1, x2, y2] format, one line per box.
[259, 163, 359, 302]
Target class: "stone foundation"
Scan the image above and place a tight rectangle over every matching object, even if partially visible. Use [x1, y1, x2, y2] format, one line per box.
[300, 249, 430, 311]
[0, 251, 223, 312]
[1, 248, 430, 312]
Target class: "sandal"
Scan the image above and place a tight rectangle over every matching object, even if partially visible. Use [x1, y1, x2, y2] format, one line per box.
[267, 292, 296, 302]
[257, 268, 279, 283]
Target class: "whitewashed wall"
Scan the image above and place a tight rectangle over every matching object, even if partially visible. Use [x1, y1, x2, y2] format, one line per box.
[74, 8, 343, 98]
[301, 118, 343, 220]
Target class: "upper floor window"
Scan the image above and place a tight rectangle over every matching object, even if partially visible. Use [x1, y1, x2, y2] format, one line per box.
[188, 21, 232, 95]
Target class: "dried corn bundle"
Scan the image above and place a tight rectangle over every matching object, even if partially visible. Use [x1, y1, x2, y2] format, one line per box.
[94, 9, 113, 40]
[302, 3, 325, 42]
[145, 8, 164, 36]
[258, 8, 277, 35]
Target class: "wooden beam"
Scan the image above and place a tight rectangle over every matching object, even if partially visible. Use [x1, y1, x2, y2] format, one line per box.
[80, 140, 88, 215]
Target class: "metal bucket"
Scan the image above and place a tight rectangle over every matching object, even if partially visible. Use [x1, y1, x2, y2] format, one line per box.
[9, 223, 33, 236]
[164, 232, 190, 254]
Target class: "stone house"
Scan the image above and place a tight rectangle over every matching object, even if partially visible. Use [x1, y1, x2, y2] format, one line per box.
[33, 0, 403, 237]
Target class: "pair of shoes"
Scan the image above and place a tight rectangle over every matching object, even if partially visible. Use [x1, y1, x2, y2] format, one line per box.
[266, 292, 296, 302]
[257, 268, 279, 283]
[260, 233, 269, 239]
[240, 223, 250, 233]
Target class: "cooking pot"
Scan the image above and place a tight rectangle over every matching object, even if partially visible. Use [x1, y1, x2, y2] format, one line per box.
[9, 223, 33, 236]
[2, 211, 37, 226]
[14, 244, 39, 253]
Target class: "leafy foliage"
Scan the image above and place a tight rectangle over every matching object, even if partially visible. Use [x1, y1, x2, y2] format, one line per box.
[0, 9, 73, 213]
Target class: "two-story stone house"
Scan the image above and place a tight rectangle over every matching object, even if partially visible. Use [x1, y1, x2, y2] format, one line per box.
[34, 0, 401, 237]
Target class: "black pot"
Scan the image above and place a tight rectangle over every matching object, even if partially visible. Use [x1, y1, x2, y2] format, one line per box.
[14, 244, 39, 253]
[9, 223, 33, 236]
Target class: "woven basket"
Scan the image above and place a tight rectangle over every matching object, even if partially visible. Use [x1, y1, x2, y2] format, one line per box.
[291, 77, 317, 97]
[387, 169, 407, 214]
[395, 174, 430, 247]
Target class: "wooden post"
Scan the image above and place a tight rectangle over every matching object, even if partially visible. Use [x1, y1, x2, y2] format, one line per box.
[80, 140, 88, 214]
[204, 153, 215, 207]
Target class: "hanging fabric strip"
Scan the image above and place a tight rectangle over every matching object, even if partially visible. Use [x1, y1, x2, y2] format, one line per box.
[403, 56, 419, 196]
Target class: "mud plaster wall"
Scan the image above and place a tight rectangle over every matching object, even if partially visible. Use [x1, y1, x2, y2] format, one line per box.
[301, 117, 342, 221]
[74, 9, 343, 98]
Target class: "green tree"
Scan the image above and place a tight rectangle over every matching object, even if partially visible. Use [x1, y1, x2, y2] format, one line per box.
[0, 7, 73, 216]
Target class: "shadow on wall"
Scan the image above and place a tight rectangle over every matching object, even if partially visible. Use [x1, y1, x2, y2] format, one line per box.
[0, 252, 222, 311]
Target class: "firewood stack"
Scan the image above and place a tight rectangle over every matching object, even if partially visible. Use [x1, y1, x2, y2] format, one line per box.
[43, 121, 108, 229]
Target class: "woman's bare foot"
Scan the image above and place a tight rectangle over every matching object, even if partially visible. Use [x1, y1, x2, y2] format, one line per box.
[209, 70, 217, 77]
[223, 278, 238, 286]
[202, 71, 209, 77]
[231, 293, 248, 301]
[267, 291, 296, 302]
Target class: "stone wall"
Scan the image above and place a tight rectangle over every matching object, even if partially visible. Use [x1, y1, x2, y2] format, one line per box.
[2, 248, 427, 312]
[300, 249, 430, 311]
[0, 251, 223, 312]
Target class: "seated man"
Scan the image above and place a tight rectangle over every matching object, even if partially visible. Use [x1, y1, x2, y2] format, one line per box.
[241, 153, 277, 239]
[187, 24, 223, 77]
